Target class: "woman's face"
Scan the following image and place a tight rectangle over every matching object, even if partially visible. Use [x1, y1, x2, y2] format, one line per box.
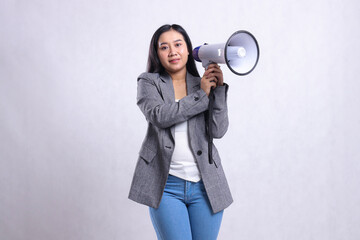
[157, 29, 189, 75]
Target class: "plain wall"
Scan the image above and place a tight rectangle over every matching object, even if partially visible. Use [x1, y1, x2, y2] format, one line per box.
[1, 0, 359, 239]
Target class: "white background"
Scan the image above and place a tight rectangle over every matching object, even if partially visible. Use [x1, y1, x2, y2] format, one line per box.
[1, 0, 359, 239]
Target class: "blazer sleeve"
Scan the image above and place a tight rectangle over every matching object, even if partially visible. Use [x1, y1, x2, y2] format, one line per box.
[137, 73, 210, 129]
[210, 83, 229, 138]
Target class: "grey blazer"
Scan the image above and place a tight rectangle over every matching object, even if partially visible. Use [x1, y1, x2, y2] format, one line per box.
[128, 71, 233, 213]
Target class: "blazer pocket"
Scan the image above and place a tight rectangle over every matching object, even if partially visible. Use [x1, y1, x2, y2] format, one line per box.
[139, 145, 157, 163]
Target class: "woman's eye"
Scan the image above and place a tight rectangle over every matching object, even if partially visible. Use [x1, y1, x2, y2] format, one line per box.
[160, 46, 168, 50]
[175, 43, 182, 47]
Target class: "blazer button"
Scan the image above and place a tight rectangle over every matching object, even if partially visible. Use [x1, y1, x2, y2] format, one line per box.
[197, 150, 202, 156]
[194, 96, 199, 101]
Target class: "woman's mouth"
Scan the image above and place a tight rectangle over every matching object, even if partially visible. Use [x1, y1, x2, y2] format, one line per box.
[169, 58, 180, 63]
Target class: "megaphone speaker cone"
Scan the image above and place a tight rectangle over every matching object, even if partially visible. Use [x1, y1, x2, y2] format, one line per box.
[225, 30, 260, 75]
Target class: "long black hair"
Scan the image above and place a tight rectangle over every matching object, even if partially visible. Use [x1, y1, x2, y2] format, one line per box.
[147, 24, 200, 77]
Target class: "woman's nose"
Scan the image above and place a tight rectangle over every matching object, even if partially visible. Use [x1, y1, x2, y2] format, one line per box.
[168, 47, 177, 56]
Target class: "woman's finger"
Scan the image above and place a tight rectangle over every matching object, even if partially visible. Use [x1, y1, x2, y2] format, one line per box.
[207, 63, 220, 69]
[207, 76, 218, 83]
[205, 67, 222, 76]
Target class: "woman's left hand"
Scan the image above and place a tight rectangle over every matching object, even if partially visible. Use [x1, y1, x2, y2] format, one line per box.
[204, 64, 224, 86]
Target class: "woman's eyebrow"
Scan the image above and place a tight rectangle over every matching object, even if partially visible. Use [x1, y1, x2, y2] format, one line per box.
[159, 39, 183, 46]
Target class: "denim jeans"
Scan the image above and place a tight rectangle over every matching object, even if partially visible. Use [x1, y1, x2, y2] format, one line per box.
[149, 175, 224, 240]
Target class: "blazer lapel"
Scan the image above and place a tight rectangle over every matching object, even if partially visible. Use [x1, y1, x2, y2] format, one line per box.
[186, 72, 202, 137]
[159, 72, 175, 104]
[186, 72, 201, 95]
[159, 72, 176, 140]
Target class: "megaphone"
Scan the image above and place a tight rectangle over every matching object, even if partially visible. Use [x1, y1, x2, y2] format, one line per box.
[193, 30, 259, 75]
[193, 30, 260, 165]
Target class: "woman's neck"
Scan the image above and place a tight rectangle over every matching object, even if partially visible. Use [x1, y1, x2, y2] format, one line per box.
[168, 68, 186, 82]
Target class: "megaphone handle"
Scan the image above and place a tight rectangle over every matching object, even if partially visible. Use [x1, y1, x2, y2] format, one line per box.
[207, 86, 215, 165]
[202, 60, 214, 69]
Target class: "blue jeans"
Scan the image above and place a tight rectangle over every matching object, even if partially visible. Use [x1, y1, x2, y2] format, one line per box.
[149, 175, 224, 240]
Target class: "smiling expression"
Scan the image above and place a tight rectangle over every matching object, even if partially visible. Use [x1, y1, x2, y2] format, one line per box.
[157, 29, 189, 75]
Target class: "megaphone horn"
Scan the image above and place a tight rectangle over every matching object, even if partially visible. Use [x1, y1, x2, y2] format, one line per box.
[193, 30, 260, 75]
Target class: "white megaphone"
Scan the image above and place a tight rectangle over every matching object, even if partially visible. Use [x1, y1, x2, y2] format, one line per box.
[193, 30, 259, 75]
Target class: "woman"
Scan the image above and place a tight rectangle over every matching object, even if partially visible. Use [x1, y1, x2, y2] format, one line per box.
[129, 24, 233, 240]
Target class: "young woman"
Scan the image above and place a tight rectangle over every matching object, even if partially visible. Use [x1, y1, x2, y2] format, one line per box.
[129, 24, 233, 240]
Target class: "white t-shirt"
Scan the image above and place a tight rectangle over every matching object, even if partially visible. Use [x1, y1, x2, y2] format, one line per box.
[169, 100, 201, 182]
